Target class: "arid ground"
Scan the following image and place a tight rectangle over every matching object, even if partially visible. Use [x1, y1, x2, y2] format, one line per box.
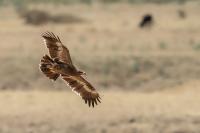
[0, 83, 200, 133]
[0, 1, 200, 132]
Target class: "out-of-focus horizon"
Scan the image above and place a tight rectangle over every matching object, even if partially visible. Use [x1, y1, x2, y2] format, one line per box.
[1, 0, 200, 132]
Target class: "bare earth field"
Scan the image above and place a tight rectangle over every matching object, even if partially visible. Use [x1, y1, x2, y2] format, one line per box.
[1, 81, 200, 133]
[1, 2, 200, 132]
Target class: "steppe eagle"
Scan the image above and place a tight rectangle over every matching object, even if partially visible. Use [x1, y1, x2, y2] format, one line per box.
[39, 32, 101, 107]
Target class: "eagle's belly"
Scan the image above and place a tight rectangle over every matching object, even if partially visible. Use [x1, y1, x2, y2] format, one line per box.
[63, 68, 78, 75]
[56, 64, 78, 76]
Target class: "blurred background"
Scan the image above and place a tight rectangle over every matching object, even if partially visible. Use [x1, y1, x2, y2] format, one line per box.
[1, 0, 200, 132]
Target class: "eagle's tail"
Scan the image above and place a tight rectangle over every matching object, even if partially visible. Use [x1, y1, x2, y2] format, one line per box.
[39, 55, 60, 81]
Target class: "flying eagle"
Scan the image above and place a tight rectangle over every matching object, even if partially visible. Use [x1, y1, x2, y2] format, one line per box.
[39, 32, 101, 107]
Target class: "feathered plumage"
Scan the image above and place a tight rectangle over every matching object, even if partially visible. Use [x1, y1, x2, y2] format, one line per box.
[39, 31, 101, 107]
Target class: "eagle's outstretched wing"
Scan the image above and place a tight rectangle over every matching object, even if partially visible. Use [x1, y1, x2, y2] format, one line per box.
[42, 31, 73, 65]
[62, 75, 101, 107]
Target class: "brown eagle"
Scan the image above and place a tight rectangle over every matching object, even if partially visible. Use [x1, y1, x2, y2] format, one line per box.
[39, 32, 101, 107]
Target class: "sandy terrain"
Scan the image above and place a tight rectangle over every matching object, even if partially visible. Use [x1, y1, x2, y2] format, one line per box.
[0, 81, 200, 133]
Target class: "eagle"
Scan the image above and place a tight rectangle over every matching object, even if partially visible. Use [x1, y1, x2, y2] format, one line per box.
[39, 31, 101, 107]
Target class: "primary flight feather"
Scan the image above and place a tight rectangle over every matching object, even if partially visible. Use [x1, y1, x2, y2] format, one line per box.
[39, 31, 101, 107]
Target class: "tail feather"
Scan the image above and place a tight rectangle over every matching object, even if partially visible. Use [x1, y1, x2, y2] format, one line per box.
[39, 55, 59, 81]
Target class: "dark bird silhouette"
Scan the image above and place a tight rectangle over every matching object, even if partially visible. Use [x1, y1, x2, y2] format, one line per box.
[139, 14, 154, 28]
[39, 32, 101, 107]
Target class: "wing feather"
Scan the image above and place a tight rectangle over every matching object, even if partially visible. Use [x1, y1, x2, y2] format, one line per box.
[62, 75, 101, 107]
[42, 31, 73, 65]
